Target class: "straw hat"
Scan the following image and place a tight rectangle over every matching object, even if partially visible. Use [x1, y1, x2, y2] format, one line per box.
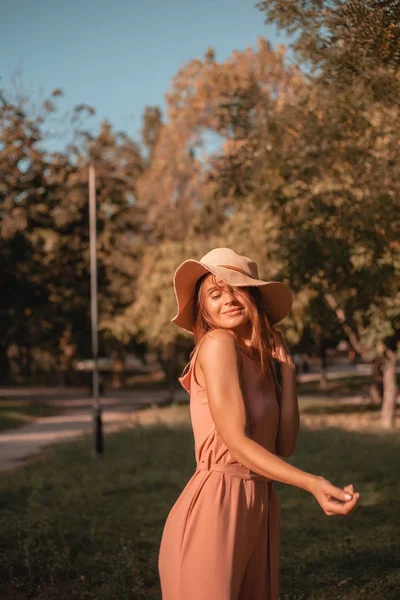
[171, 247, 293, 333]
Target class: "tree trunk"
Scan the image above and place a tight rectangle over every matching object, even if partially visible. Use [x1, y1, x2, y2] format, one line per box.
[111, 349, 125, 389]
[0, 343, 10, 384]
[319, 362, 328, 390]
[165, 341, 176, 403]
[369, 357, 383, 406]
[57, 355, 66, 387]
[315, 325, 328, 390]
[158, 342, 177, 404]
[21, 345, 33, 379]
[59, 326, 77, 386]
[380, 349, 398, 429]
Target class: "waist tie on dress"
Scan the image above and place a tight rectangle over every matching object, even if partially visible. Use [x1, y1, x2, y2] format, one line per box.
[196, 455, 280, 599]
[196, 454, 272, 483]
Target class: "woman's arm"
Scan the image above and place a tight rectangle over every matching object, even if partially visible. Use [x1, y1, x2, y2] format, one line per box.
[275, 362, 300, 457]
[270, 330, 300, 457]
[198, 328, 359, 516]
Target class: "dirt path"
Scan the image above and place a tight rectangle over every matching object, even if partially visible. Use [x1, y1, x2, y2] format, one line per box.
[0, 388, 188, 472]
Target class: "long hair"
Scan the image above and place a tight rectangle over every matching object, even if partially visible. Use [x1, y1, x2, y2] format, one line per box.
[190, 272, 282, 400]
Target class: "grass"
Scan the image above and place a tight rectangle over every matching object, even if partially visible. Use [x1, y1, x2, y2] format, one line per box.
[0, 402, 399, 600]
[298, 372, 400, 396]
[0, 401, 63, 432]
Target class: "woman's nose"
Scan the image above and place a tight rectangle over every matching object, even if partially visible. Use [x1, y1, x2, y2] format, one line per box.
[222, 292, 237, 304]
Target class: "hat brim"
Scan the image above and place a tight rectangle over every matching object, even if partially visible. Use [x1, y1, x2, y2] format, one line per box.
[171, 260, 293, 333]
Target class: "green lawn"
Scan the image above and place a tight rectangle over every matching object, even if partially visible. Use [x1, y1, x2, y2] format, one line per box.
[0, 411, 399, 599]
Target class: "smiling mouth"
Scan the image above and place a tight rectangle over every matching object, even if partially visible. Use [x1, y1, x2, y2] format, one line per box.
[223, 308, 243, 315]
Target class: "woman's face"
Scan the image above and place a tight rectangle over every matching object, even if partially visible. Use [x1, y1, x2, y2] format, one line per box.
[201, 275, 251, 330]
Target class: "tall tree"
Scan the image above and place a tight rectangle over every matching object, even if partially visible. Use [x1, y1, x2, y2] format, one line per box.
[0, 87, 146, 385]
[0, 94, 58, 381]
[112, 39, 306, 395]
[256, 0, 400, 426]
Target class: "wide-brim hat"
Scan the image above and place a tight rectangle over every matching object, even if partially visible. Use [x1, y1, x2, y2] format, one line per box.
[171, 247, 293, 333]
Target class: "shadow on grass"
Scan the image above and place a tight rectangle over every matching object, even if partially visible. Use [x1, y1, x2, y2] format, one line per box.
[0, 423, 399, 599]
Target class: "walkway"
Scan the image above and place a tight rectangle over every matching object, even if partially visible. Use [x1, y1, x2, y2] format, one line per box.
[0, 388, 188, 472]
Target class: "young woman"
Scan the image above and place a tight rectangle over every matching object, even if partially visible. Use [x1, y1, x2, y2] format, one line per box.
[158, 247, 360, 600]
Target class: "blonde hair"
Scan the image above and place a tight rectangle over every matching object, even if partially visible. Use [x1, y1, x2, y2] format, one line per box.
[191, 272, 282, 400]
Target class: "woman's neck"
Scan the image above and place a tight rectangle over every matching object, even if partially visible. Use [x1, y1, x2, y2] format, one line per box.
[232, 322, 252, 346]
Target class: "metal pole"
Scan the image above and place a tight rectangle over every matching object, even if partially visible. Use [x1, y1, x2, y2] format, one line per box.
[89, 163, 104, 456]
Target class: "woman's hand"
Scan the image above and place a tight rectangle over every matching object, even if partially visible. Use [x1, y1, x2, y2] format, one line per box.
[310, 476, 360, 516]
[271, 328, 296, 369]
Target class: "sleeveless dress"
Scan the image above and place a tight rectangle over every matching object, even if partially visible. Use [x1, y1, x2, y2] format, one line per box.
[158, 331, 281, 600]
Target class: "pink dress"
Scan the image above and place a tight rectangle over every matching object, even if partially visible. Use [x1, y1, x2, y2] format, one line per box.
[158, 331, 281, 599]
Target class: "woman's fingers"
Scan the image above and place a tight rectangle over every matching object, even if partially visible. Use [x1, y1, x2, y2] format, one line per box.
[324, 481, 355, 502]
[314, 479, 360, 516]
[344, 484, 354, 493]
[325, 492, 360, 515]
[312, 478, 360, 516]
[343, 484, 354, 495]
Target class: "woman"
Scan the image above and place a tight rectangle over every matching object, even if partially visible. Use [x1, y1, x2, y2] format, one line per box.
[158, 247, 360, 600]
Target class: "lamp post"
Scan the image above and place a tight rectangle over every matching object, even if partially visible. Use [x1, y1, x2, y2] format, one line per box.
[89, 162, 104, 456]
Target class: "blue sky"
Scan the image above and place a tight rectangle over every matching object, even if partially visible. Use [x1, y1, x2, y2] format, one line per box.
[0, 0, 292, 147]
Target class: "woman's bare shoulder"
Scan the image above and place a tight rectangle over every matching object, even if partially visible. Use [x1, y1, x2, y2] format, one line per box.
[197, 329, 240, 366]
[191, 330, 238, 388]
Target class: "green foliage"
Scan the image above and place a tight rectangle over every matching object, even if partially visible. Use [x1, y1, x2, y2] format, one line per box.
[0, 90, 146, 383]
[104, 239, 213, 346]
[257, 0, 400, 101]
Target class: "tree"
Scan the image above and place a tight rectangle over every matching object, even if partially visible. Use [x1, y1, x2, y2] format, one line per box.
[113, 39, 306, 396]
[101, 239, 212, 401]
[256, 0, 400, 427]
[140, 105, 163, 162]
[257, 0, 400, 100]
[0, 86, 147, 385]
[136, 38, 303, 240]
[0, 93, 59, 381]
